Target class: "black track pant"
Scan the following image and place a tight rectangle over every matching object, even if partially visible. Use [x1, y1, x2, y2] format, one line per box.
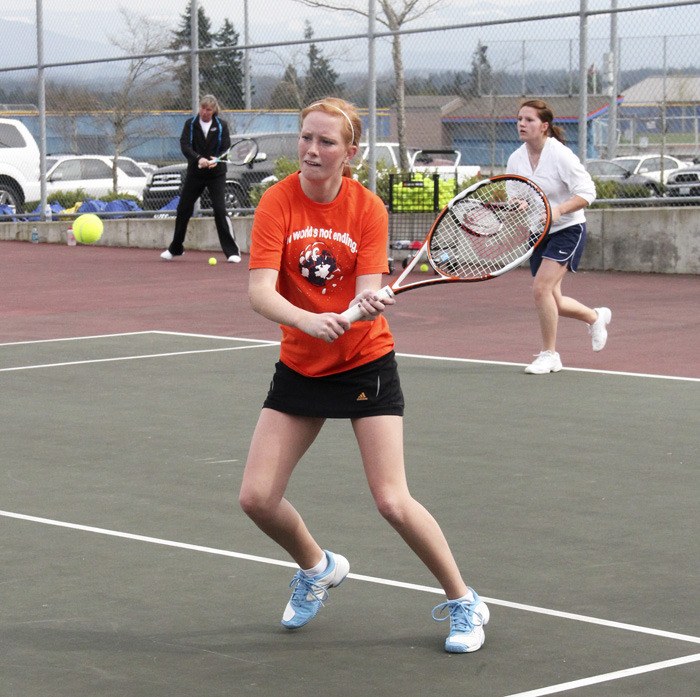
[167, 173, 240, 257]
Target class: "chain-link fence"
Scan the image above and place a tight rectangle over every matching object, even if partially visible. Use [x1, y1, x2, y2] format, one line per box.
[1, 0, 699, 215]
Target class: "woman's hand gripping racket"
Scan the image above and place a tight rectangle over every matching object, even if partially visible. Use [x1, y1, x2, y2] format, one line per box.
[199, 138, 258, 167]
[342, 174, 550, 323]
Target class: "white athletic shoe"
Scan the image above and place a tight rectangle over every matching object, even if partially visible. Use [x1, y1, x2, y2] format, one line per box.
[588, 307, 612, 351]
[160, 250, 174, 261]
[281, 551, 349, 629]
[227, 254, 241, 263]
[524, 350, 563, 374]
[432, 588, 490, 654]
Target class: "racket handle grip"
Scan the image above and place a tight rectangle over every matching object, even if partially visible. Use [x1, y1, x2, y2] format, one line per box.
[340, 285, 395, 324]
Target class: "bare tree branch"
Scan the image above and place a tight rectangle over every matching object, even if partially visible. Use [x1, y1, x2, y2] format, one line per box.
[291, 0, 448, 169]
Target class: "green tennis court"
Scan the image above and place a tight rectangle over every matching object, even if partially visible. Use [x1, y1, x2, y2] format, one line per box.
[1, 330, 697, 696]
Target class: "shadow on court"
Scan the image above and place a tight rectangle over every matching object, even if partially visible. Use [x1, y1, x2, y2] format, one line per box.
[1, 333, 697, 696]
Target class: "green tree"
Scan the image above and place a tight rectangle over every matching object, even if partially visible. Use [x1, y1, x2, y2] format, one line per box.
[268, 65, 303, 109]
[303, 22, 342, 103]
[207, 19, 245, 109]
[169, 4, 216, 107]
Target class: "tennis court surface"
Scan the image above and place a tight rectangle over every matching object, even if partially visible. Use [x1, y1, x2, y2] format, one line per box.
[1, 241, 698, 696]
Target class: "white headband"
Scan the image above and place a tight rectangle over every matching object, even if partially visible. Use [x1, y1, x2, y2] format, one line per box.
[308, 102, 356, 145]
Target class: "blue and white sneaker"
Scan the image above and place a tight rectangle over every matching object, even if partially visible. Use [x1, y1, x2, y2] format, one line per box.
[432, 588, 490, 653]
[281, 550, 350, 629]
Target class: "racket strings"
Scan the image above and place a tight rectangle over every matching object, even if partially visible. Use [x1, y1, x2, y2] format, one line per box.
[429, 180, 547, 279]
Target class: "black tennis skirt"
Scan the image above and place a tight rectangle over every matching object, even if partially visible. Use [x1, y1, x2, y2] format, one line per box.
[262, 350, 405, 419]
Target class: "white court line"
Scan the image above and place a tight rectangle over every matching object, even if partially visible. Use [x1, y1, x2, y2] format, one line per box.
[2, 509, 699, 647]
[0, 343, 277, 373]
[1, 331, 696, 381]
[0, 330, 160, 347]
[396, 351, 700, 383]
[0, 330, 279, 348]
[149, 329, 278, 345]
[503, 653, 700, 697]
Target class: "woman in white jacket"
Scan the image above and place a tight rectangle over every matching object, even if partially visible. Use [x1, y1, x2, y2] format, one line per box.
[507, 99, 612, 374]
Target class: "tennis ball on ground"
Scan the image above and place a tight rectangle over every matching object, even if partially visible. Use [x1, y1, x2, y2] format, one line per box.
[208, 257, 217, 266]
[73, 214, 103, 244]
[420, 263, 429, 272]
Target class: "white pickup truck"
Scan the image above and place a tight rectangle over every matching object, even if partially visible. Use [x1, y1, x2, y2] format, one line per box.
[359, 142, 481, 181]
[0, 117, 41, 212]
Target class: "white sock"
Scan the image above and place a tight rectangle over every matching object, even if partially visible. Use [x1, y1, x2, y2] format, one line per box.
[452, 589, 475, 604]
[302, 553, 328, 578]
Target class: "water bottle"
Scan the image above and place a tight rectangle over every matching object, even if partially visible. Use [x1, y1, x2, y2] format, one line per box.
[31, 226, 39, 244]
[44, 203, 52, 221]
[66, 225, 76, 246]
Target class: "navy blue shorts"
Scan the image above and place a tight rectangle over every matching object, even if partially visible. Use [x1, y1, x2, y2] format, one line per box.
[530, 223, 587, 276]
[262, 350, 405, 419]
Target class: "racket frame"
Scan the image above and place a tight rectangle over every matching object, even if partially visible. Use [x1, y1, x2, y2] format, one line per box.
[341, 174, 550, 322]
[399, 174, 550, 291]
[200, 138, 259, 167]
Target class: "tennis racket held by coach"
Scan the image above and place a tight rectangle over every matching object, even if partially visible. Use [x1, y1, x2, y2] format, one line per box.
[199, 138, 259, 167]
[341, 174, 551, 323]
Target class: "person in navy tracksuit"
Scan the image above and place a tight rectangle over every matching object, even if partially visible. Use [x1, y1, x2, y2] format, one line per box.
[160, 94, 242, 263]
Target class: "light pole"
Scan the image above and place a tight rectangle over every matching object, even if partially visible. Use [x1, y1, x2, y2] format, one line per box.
[244, 0, 252, 110]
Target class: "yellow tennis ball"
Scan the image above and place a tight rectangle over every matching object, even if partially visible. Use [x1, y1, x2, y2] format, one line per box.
[208, 257, 217, 266]
[73, 214, 103, 244]
[420, 263, 429, 272]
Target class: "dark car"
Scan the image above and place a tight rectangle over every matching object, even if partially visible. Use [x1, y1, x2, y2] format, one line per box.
[665, 163, 700, 198]
[141, 132, 299, 211]
[586, 159, 662, 196]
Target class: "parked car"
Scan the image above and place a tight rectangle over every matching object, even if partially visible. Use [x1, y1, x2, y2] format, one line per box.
[665, 163, 700, 198]
[585, 159, 662, 196]
[141, 132, 299, 211]
[137, 161, 158, 175]
[0, 117, 41, 212]
[359, 142, 481, 181]
[611, 154, 691, 185]
[45, 154, 149, 200]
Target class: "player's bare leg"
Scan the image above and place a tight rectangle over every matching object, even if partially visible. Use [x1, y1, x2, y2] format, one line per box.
[239, 409, 326, 568]
[353, 415, 489, 652]
[352, 415, 467, 599]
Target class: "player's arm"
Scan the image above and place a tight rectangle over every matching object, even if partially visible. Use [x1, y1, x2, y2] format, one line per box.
[179, 120, 200, 163]
[348, 273, 396, 320]
[551, 194, 589, 222]
[248, 268, 351, 342]
[553, 149, 596, 222]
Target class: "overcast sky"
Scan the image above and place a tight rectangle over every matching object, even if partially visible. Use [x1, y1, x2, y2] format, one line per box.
[5, 1, 695, 42]
[2, 1, 697, 72]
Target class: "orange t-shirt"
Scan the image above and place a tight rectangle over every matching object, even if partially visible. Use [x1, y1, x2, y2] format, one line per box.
[249, 172, 395, 377]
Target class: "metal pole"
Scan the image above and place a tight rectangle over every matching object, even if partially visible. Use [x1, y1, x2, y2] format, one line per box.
[660, 35, 667, 179]
[191, 0, 199, 113]
[606, 0, 619, 158]
[578, 0, 588, 162]
[191, 0, 199, 216]
[243, 0, 252, 110]
[568, 39, 574, 96]
[367, 0, 377, 193]
[36, 0, 48, 220]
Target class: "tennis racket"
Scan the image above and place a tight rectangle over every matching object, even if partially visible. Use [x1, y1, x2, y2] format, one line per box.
[199, 138, 258, 167]
[342, 174, 550, 323]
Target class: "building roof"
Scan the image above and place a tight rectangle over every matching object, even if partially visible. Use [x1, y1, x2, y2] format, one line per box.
[440, 95, 614, 122]
[621, 76, 700, 104]
[403, 95, 463, 113]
